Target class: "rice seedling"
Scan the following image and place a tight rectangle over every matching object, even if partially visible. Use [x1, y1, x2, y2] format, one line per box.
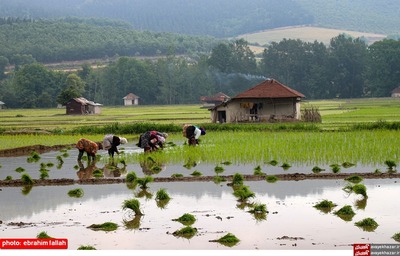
[172, 226, 198, 239]
[92, 169, 103, 178]
[77, 245, 96, 250]
[253, 165, 265, 176]
[171, 173, 183, 178]
[213, 175, 226, 184]
[331, 164, 341, 173]
[392, 232, 400, 242]
[281, 162, 291, 170]
[87, 222, 118, 232]
[190, 170, 202, 177]
[214, 165, 225, 175]
[231, 173, 244, 187]
[119, 159, 127, 166]
[352, 184, 368, 198]
[46, 162, 54, 168]
[344, 175, 363, 184]
[314, 200, 337, 213]
[354, 218, 379, 232]
[136, 176, 154, 189]
[342, 162, 355, 168]
[266, 175, 278, 183]
[155, 188, 171, 201]
[5, 176, 12, 180]
[334, 205, 356, 222]
[15, 167, 25, 173]
[312, 166, 324, 173]
[221, 161, 231, 165]
[373, 169, 382, 174]
[68, 188, 84, 198]
[267, 160, 278, 166]
[21, 173, 34, 185]
[27, 151, 41, 163]
[39, 170, 49, 180]
[122, 198, 143, 216]
[126, 171, 137, 183]
[384, 160, 397, 171]
[172, 213, 196, 226]
[209, 233, 240, 247]
[183, 159, 197, 169]
[62, 152, 69, 158]
[233, 185, 255, 202]
[37, 231, 52, 239]
[73, 165, 79, 170]
[248, 203, 267, 214]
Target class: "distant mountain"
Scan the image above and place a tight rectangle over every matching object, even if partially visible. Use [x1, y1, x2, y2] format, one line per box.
[0, 0, 398, 38]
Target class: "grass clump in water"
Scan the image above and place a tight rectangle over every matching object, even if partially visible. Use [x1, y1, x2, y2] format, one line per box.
[87, 222, 118, 231]
[122, 198, 143, 216]
[334, 205, 356, 222]
[172, 226, 197, 239]
[77, 245, 96, 250]
[92, 169, 103, 178]
[37, 231, 53, 239]
[331, 164, 341, 173]
[384, 160, 397, 171]
[214, 165, 225, 175]
[233, 185, 255, 202]
[171, 173, 183, 178]
[27, 151, 41, 163]
[354, 218, 379, 232]
[190, 170, 202, 177]
[352, 184, 368, 198]
[21, 173, 34, 185]
[172, 213, 196, 226]
[266, 175, 278, 183]
[392, 232, 400, 242]
[68, 188, 84, 198]
[312, 166, 324, 173]
[125, 171, 137, 183]
[210, 233, 240, 247]
[345, 175, 363, 184]
[15, 167, 25, 173]
[231, 173, 244, 186]
[342, 162, 355, 168]
[281, 162, 291, 170]
[253, 165, 265, 176]
[136, 176, 154, 189]
[314, 200, 337, 213]
[155, 188, 171, 201]
[267, 160, 278, 166]
[213, 175, 226, 184]
[248, 203, 267, 214]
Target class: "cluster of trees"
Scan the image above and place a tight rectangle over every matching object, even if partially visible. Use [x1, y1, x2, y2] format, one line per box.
[0, 18, 221, 63]
[0, 0, 312, 38]
[1, 36, 400, 108]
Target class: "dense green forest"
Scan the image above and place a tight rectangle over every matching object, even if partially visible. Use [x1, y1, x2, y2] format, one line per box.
[0, 18, 221, 63]
[0, 0, 398, 37]
[1, 36, 400, 108]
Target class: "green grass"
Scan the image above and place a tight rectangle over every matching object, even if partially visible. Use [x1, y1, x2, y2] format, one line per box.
[211, 233, 240, 247]
[314, 200, 337, 213]
[172, 226, 198, 239]
[392, 232, 400, 242]
[36, 231, 53, 239]
[354, 218, 379, 232]
[68, 188, 84, 198]
[87, 222, 118, 232]
[122, 198, 143, 216]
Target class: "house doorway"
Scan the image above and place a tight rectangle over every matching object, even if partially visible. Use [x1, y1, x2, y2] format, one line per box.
[217, 111, 226, 123]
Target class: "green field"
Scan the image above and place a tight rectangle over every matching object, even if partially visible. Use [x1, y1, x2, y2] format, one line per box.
[1, 97, 400, 152]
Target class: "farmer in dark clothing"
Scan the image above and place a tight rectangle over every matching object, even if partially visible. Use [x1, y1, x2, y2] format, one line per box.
[137, 131, 168, 153]
[103, 134, 128, 157]
[183, 124, 206, 146]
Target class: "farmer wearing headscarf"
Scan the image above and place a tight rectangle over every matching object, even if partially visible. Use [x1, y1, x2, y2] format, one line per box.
[137, 131, 168, 153]
[103, 134, 128, 157]
[183, 124, 206, 146]
[76, 138, 102, 161]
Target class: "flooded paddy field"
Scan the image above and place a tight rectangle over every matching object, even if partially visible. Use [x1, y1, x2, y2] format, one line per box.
[1, 141, 400, 251]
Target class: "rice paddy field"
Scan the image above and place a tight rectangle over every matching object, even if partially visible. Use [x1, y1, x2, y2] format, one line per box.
[1, 97, 400, 255]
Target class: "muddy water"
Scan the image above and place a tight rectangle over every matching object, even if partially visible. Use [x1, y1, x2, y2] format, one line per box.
[1, 178, 399, 250]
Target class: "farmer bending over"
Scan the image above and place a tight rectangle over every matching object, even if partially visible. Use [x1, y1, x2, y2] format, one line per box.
[76, 138, 102, 161]
[103, 134, 128, 157]
[183, 124, 206, 146]
[137, 131, 168, 153]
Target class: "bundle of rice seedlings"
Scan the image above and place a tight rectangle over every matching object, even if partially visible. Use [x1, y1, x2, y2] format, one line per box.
[122, 198, 143, 215]
[68, 188, 84, 198]
[354, 218, 379, 232]
[87, 222, 118, 231]
[172, 213, 196, 226]
[210, 233, 240, 247]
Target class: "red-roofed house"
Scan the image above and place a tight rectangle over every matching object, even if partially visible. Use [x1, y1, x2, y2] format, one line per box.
[210, 79, 305, 123]
[123, 93, 140, 106]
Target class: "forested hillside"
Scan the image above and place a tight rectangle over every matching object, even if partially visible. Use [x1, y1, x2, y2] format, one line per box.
[0, 0, 398, 37]
[0, 18, 221, 64]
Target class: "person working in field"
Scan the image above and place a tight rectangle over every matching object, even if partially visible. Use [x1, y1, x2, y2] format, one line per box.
[76, 138, 103, 161]
[183, 124, 206, 146]
[137, 131, 168, 153]
[103, 134, 128, 157]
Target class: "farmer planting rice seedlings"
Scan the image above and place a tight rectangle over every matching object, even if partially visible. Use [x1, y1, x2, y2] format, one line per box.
[102, 134, 127, 158]
[76, 138, 102, 161]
